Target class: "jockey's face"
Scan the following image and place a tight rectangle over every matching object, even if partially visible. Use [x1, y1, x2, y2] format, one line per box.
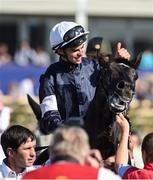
[64, 43, 85, 64]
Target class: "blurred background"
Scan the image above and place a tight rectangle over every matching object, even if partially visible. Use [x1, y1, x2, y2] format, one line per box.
[0, 0, 153, 142]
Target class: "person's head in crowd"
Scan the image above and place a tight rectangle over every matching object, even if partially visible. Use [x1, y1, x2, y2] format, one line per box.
[141, 132, 153, 163]
[1, 125, 36, 173]
[0, 43, 12, 64]
[86, 37, 112, 62]
[128, 129, 144, 168]
[49, 21, 89, 64]
[19, 40, 31, 50]
[129, 130, 141, 148]
[49, 126, 90, 164]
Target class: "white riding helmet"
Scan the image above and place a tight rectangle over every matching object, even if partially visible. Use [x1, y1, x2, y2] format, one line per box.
[50, 21, 89, 51]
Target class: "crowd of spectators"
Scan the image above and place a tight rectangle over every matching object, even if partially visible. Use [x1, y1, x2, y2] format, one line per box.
[0, 114, 152, 179]
[0, 41, 51, 67]
[0, 41, 51, 97]
[14, 41, 51, 67]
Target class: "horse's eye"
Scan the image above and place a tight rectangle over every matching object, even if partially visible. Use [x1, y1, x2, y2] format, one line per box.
[117, 80, 125, 89]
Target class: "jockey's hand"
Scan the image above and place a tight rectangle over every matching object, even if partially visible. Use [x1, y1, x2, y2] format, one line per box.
[116, 42, 131, 60]
[85, 149, 103, 168]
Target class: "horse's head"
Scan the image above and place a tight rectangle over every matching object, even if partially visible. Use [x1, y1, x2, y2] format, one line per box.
[100, 58, 138, 113]
[84, 58, 138, 160]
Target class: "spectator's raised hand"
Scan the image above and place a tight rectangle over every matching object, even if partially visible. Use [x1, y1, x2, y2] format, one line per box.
[115, 113, 130, 171]
[116, 113, 130, 134]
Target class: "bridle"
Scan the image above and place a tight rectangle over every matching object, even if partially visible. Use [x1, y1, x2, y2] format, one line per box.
[99, 62, 133, 115]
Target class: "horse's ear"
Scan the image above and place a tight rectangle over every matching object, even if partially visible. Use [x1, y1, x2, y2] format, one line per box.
[130, 52, 142, 69]
[27, 94, 42, 121]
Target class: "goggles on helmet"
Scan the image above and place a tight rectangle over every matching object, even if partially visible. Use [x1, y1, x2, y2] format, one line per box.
[63, 25, 85, 42]
[53, 25, 88, 50]
[63, 34, 87, 49]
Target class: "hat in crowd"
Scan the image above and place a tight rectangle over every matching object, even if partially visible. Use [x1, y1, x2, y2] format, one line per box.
[50, 21, 89, 51]
[86, 37, 112, 57]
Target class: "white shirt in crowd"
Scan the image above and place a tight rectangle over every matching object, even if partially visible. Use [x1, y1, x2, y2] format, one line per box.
[0, 160, 39, 180]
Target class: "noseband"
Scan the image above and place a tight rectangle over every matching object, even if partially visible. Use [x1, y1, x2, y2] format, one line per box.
[99, 64, 132, 114]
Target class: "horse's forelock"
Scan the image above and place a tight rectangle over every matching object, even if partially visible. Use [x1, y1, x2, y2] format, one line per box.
[114, 58, 136, 69]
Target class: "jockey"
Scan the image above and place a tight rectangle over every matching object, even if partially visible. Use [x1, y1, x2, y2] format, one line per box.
[39, 21, 130, 134]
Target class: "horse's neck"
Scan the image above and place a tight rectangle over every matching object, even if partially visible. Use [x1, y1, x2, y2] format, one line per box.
[110, 121, 120, 146]
[84, 86, 113, 132]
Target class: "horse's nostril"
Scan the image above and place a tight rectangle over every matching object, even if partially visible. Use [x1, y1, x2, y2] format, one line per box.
[117, 81, 125, 89]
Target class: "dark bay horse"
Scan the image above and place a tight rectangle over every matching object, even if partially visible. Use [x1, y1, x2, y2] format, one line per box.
[27, 58, 138, 164]
[84, 58, 138, 159]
